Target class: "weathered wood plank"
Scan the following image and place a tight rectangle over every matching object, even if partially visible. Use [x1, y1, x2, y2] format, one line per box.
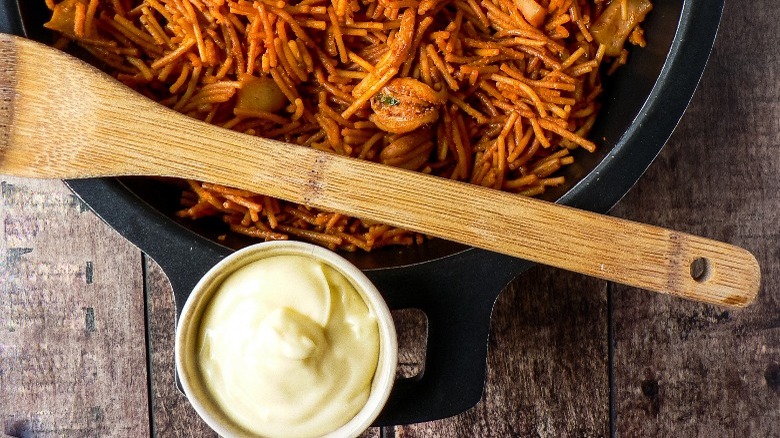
[0, 177, 150, 437]
[144, 258, 216, 437]
[610, 0, 780, 435]
[390, 266, 609, 437]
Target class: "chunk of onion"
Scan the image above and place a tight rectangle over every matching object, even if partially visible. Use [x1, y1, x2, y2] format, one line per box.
[235, 75, 288, 114]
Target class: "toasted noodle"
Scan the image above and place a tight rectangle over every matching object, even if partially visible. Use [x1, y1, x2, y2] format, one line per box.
[44, 0, 650, 251]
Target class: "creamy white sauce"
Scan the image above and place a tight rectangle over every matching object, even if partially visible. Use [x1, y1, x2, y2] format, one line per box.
[197, 254, 380, 438]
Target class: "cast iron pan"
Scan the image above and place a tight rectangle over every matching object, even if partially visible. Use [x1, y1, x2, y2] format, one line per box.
[1, 0, 725, 426]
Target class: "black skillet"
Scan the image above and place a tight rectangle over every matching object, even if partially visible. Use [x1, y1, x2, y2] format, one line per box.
[0, 0, 725, 426]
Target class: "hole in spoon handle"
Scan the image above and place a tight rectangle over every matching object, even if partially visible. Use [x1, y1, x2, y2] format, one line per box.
[690, 257, 712, 283]
[666, 236, 760, 308]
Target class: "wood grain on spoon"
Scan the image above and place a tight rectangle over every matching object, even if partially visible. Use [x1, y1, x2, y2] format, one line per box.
[0, 35, 761, 308]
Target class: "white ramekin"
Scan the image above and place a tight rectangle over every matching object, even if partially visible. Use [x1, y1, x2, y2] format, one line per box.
[175, 240, 398, 438]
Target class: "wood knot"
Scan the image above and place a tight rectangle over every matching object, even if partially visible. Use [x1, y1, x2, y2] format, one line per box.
[639, 372, 661, 417]
[764, 363, 780, 390]
[4, 419, 34, 438]
[640, 378, 659, 398]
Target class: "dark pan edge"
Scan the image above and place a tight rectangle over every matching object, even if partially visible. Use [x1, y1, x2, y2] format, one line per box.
[559, 0, 726, 212]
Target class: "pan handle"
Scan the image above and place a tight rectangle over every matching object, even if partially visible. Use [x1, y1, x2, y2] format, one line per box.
[367, 249, 531, 425]
[158, 243, 532, 425]
[156, 240, 531, 425]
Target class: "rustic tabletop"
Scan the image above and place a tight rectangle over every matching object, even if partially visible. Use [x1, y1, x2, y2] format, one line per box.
[2, 1, 778, 436]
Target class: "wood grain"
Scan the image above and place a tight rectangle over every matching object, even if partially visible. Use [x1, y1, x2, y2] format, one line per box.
[143, 258, 216, 438]
[0, 177, 149, 437]
[0, 35, 760, 307]
[610, 0, 780, 435]
[391, 267, 610, 437]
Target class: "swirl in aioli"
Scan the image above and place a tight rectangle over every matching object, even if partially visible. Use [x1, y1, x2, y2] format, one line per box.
[198, 255, 380, 438]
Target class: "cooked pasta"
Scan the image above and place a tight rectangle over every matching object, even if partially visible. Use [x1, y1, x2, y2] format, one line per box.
[43, 0, 652, 251]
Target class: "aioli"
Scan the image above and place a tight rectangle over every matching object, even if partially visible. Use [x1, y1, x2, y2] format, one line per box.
[197, 255, 380, 438]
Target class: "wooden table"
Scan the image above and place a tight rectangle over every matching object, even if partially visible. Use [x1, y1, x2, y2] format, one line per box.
[2, 1, 778, 436]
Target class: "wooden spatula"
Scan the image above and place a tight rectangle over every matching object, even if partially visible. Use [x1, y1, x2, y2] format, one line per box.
[0, 35, 760, 308]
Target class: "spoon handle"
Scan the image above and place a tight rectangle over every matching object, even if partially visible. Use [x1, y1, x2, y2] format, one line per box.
[0, 35, 760, 307]
[203, 138, 761, 308]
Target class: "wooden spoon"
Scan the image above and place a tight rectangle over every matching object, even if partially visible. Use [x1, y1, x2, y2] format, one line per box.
[0, 35, 760, 308]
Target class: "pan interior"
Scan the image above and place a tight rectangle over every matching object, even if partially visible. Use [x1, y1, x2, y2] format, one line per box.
[16, 2, 681, 270]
